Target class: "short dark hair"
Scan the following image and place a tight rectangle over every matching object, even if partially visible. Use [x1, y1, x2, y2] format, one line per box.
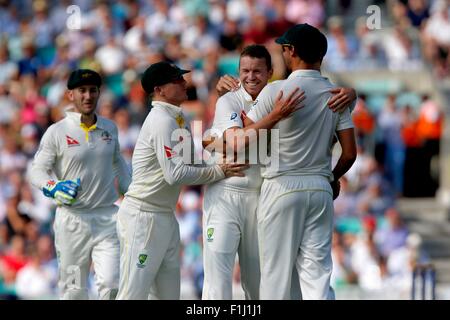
[239, 45, 272, 71]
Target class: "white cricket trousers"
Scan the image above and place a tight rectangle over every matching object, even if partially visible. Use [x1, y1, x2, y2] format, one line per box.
[54, 205, 120, 300]
[202, 184, 260, 300]
[116, 197, 180, 300]
[258, 175, 334, 300]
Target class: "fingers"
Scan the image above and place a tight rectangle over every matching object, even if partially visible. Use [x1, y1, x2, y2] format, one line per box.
[291, 90, 305, 105]
[329, 87, 356, 112]
[218, 75, 240, 91]
[329, 95, 349, 112]
[329, 88, 341, 94]
[227, 163, 250, 171]
[328, 87, 344, 105]
[285, 87, 300, 102]
[275, 90, 284, 102]
[221, 163, 250, 177]
[55, 192, 76, 206]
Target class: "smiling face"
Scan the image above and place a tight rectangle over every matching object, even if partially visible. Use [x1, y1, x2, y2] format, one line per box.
[239, 56, 273, 100]
[68, 85, 100, 116]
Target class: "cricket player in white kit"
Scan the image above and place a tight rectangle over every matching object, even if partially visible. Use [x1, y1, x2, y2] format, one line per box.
[203, 45, 357, 300]
[116, 62, 248, 300]
[203, 45, 306, 300]
[245, 24, 357, 300]
[29, 69, 131, 299]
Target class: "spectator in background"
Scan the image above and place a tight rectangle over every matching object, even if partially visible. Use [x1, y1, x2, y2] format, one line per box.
[1, 235, 28, 298]
[387, 232, 429, 294]
[0, 45, 18, 86]
[114, 108, 140, 168]
[285, 0, 325, 28]
[353, 16, 385, 69]
[331, 229, 358, 289]
[416, 94, 443, 196]
[383, 24, 422, 70]
[15, 244, 55, 299]
[375, 208, 409, 257]
[378, 94, 405, 195]
[352, 94, 376, 154]
[422, 0, 450, 77]
[325, 16, 358, 71]
[405, 0, 430, 28]
[401, 104, 425, 197]
[350, 215, 388, 292]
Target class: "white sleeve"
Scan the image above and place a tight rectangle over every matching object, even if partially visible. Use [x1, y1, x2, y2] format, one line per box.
[154, 119, 225, 186]
[212, 95, 243, 135]
[336, 108, 354, 131]
[349, 97, 357, 113]
[112, 125, 132, 194]
[246, 84, 275, 123]
[28, 126, 58, 190]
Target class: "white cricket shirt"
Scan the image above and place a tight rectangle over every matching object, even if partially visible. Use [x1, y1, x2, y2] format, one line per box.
[246, 69, 354, 180]
[125, 101, 224, 213]
[210, 86, 263, 191]
[29, 111, 131, 210]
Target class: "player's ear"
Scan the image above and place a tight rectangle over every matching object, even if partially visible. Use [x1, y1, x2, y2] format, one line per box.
[67, 90, 74, 101]
[268, 68, 274, 79]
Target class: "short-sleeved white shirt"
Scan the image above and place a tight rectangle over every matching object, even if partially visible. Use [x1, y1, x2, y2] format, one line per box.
[247, 69, 354, 180]
[210, 86, 262, 191]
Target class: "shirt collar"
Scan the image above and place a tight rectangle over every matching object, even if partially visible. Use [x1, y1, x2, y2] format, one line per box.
[152, 100, 183, 117]
[65, 111, 106, 129]
[287, 69, 323, 80]
[239, 85, 255, 102]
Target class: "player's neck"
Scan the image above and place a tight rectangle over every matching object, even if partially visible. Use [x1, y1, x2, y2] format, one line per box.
[291, 60, 321, 72]
[80, 113, 97, 127]
[153, 94, 183, 108]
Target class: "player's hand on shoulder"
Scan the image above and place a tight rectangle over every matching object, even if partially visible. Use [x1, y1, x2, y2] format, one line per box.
[273, 87, 306, 121]
[328, 87, 357, 113]
[43, 178, 81, 206]
[216, 75, 240, 97]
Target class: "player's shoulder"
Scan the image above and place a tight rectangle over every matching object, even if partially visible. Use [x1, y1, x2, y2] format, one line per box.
[97, 115, 119, 135]
[97, 115, 117, 128]
[263, 79, 284, 93]
[45, 119, 65, 135]
[217, 89, 242, 106]
[144, 107, 177, 132]
[147, 106, 173, 122]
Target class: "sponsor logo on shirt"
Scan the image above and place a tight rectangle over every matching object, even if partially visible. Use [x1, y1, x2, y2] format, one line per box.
[136, 254, 148, 268]
[164, 145, 177, 159]
[66, 135, 80, 147]
[206, 227, 214, 242]
[101, 130, 112, 143]
[230, 112, 238, 120]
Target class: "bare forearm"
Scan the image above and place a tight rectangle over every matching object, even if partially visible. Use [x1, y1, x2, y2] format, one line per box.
[332, 155, 356, 181]
[333, 128, 357, 181]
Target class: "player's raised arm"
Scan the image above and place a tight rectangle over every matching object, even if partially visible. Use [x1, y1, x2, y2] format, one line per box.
[216, 74, 240, 97]
[207, 87, 305, 155]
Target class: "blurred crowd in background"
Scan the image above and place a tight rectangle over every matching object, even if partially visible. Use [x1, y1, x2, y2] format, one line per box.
[0, 0, 446, 299]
